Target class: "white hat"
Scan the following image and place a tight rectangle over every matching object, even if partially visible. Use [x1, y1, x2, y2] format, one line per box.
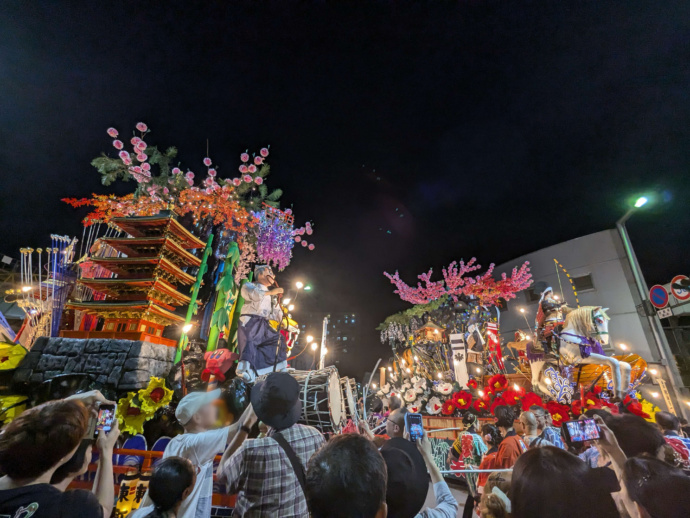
[175, 389, 221, 426]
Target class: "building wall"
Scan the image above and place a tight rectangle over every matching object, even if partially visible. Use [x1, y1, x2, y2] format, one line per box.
[493, 229, 658, 362]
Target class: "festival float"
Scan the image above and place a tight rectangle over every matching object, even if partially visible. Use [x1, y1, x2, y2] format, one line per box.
[376, 257, 658, 472]
[0, 121, 358, 515]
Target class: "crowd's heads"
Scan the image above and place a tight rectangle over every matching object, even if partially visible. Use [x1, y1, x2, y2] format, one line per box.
[494, 405, 517, 430]
[388, 395, 402, 411]
[481, 423, 503, 448]
[380, 440, 428, 518]
[655, 410, 680, 432]
[386, 408, 408, 438]
[512, 447, 619, 518]
[529, 405, 550, 429]
[517, 411, 538, 435]
[250, 371, 301, 430]
[306, 434, 387, 518]
[0, 400, 89, 480]
[603, 413, 666, 458]
[175, 389, 221, 430]
[50, 439, 94, 484]
[623, 456, 690, 518]
[146, 457, 196, 518]
[462, 411, 479, 430]
[480, 471, 512, 518]
[372, 398, 384, 414]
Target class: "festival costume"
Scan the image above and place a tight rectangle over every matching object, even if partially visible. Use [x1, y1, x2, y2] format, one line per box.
[663, 430, 690, 469]
[236, 282, 287, 382]
[533, 288, 565, 355]
[451, 430, 488, 496]
[494, 430, 527, 469]
[477, 446, 498, 495]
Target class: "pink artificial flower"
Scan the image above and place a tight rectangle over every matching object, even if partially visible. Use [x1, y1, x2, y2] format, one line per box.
[172, 167, 182, 175]
[254, 156, 263, 165]
[295, 236, 302, 242]
[187, 178, 194, 186]
[232, 178, 241, 186]
[301, 240, 308, 247]
[204, 177, 213, 186]
[132, 166, 143, 174]
[136, 141, 147, 151]
[136, 122, 148, 132]
[163, 187, 169, 195]
[185, 171, 194, 179]
[248, 164, 257, 173]
[119, 150, 130, 161]
[122, 157, 132, 165]
[239, 164, 248, 173]
[243, 175, 253, 183]
[308, 244, 315, 250]
[240, 153, 249, 163]
[203, 157, 212, 166]
[254, 176, 263, 185]
[298, 228, 305, 235]
[208, 168, 217, 177]
[285, 208, 293, 214]
[306, 227, 313, 235]
[221, 192, 230, 200]
[260, 147, 269, 157]
[137, 153, 148, 162]
[213, 183, 221, 191]
[131, 137, 142, 146]
[142, 163, 151, 171]
[113, 140, 123, 150]
[107, 127, 118, 138]
[205, 187, 213, 194]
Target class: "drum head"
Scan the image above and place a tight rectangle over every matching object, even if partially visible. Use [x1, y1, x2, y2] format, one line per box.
[344, 378, 358, 423]
[328, 370, 343, 429]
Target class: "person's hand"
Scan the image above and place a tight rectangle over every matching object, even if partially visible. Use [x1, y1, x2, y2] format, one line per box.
[97, 419, 120, 453]
[66, 390, 114, 415]
[269, 288, 284, 296]
[258, 421, 268, 436]
[416, 429, 433, 458]
[592, 415, 621, 453]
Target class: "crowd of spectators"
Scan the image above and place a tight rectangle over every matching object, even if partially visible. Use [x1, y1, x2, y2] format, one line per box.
[2, 380, 690, 518]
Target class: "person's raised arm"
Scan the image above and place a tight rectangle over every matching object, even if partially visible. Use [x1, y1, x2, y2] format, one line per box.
[416, 430, 443, 484]
[220, 405, 258, 469]
[94, 420, 119, 518]
[416, 430, 459, 518]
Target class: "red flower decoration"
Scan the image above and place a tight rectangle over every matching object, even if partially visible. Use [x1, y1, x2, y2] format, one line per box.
[442, 400, 456, 416]
[502, 387, 524, 406]
[488, 374, 508, 393]
[474, 398, 488, 413]
[451, 390, 473, 410]
[545, 401, 570, 427]
[490, 396, 508, 415]
[521, 392, 544, 411]
[622, 395, 650, 419]
[601, 400, 619, 414]
[467, 379, 478, 390]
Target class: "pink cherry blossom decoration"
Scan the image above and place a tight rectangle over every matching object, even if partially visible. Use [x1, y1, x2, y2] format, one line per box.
[131, 137, 141, 146]
[239, 165, 248, 173]
[254, 177, 263, 185]
[136, 141, 147, 151]
[208, 168, 217, 177]
[203, 157, 212, 166]
[172, 167, 182, 175]
[107, 128, 118, 138]
[185, 172, 194, 179]
[113, 140, 123, 150]
[254, 156, 263, 165]
[308, 244, 315, 250]
[232, 178, 241, 186]
[240, 153, 249, 163]
[243, 175, 253, 183]
[137, 153, 147, 162]
[301, 240, 308, 247]
[119, 151, 130, 161]
[295, 236, 302, 242]
[260, 148, 269, 157]
[248, 164, 257, 173]
[136, 122, 148, 132]
[187, 178, 194, 186]
[163, 187, 169, 195]
[142, 163, 151, 171]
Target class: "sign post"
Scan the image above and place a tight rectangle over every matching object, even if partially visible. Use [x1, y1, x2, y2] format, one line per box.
[649, 285, 669, 309]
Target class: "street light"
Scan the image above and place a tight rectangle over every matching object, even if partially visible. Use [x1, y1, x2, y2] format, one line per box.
[295, 281, 304, 289]
[306, 335, 314, 343]
[283, 298, 292, 305]
[311, 342, 318, 350]
[616, 193, 687, 417]
[288, 304, 295, 311]
[304, 285, 312, 291]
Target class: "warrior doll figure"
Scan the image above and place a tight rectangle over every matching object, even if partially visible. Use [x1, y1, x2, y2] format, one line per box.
[534, 287, 566, 353]
[236, 265, 287, 383]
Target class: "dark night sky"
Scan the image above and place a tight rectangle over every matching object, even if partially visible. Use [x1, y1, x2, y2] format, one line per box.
[1, 1, 689, 377]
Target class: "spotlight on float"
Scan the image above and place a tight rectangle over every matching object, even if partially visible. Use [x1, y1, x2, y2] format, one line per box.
[283, 298, 292, 305]
[310, 342, 318, 351]
[306, 335, 314, 343]
[288, 304, 295, 311]
[182, 323, 193, 333]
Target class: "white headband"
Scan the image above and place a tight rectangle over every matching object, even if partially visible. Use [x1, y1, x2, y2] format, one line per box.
[490, 487, 511, 513]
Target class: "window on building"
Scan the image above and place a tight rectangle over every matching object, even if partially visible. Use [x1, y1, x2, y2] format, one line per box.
[572, 274, 595, 292]
[116, 322, 127, 333]
[343, 337, 348, 341]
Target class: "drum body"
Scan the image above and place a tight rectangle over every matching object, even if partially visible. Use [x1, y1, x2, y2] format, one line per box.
[259, 367, 343, 433]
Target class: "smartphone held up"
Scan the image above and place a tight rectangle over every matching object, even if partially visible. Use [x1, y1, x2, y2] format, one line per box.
[94, 403, 117, 438]
[405, 412, 424, 442]
[561, 418, 600, 443]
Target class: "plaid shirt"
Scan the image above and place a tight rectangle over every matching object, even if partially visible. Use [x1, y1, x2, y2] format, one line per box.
[220, 424, 325, 517]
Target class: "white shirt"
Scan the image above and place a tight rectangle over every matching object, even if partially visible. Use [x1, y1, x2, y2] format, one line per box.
[416, 481, 458, 518]
[240, 283, 281, 323]
[141, 427, 229, 518]
[128, 505, 154, 518]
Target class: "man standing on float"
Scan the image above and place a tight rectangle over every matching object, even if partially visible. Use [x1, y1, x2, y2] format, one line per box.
[236, 265, 287, 383]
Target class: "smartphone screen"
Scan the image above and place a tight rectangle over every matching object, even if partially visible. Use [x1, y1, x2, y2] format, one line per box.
[561, 418, 600, 443]
[95, 404, 116, 437]
[405, 412, 424, 442]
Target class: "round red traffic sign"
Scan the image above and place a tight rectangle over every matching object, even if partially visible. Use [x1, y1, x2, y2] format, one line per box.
[671, 275, 690, 301]
[649, 285, 669, 309]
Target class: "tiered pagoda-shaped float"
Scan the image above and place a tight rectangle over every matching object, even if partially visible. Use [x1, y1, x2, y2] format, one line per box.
[62, 212, 204, 347]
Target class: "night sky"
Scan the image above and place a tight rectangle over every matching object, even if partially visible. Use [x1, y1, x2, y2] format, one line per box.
[1, 1, 689, 377]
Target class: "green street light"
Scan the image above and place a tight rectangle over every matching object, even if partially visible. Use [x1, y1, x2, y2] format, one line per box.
[304, 285, 312, 291]
[634, 196, 648, 208]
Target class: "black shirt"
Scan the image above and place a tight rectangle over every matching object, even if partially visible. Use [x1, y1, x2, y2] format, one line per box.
[0, 484, 102, 518]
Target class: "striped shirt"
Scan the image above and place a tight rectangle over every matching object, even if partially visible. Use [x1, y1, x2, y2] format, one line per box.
[220, 424, 325, 517]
